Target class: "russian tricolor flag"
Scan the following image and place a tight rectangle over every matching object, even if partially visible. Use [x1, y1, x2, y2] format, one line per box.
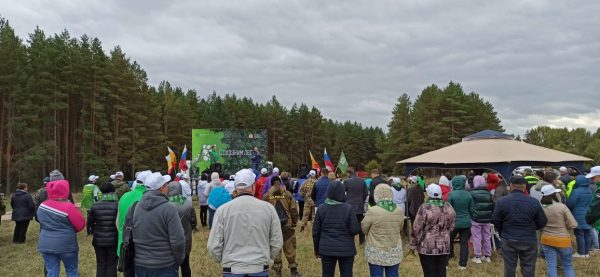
[324, 148, 335, 172]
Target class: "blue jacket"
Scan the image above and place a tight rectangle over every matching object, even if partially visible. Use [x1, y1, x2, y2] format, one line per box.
[312, 176, 331, 207]
[567, 175, 593, 230]
[492, 189, 547, 241]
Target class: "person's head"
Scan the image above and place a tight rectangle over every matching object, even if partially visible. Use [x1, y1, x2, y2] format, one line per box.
[535, 170, 545, 179]
[253, 146, 258, 151]
[374, 183, 393, 203]
[167, 181, 183, 197]
[49, 169, 65, 181]
[281, 171, 289, 180]
[347, 167, 355, 176]
[234, 168, 256, 195]
[540, 184, 561, 204]
[543, 171, 558, 184]
[574, 175, 590, 188]
[321, 168, 329, 177]
[328, 172, 336, 180]
[451, 175, 467, 190]
[99, 182, 115, 194]
[308, 170, 317, 179]
[42, 177, 50, 188]
[426, 184, 442, 199]
[46, 180, 70, 200]
[115, 171, 124, 181]
[326, 181, 346, 202]
[438, 175, 450, 187]
[211, 145, 216, 150]
[509, 175, 527, 192]
[16, 182, 27, 191]
[586, 166, 600, 183]
[260, 168, 268, 176]
[370, 168, 380, 178]
[559, 166, 568, 175]
[211, 172, 220, 182]
[473, 175, 486, 188]
[523, 168, 533, 176]
[145, 172, 172, 196]
[486, 173, 499, 185]
[273, 167, 280, 175]
[88, 175, 99, 184]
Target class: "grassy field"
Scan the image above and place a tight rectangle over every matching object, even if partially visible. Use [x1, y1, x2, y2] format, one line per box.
[1, 200, 600, 276]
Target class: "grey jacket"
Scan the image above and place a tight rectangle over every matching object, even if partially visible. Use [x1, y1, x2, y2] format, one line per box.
[132, 190, 185, 268]
[344, 176, 368, 215]
[207, 194, 283, 274]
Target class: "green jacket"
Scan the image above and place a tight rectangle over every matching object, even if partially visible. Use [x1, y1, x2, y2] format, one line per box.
[586, 184, 600, 230]
[117, 185, 147, 256]
[448, 176, 473, 229]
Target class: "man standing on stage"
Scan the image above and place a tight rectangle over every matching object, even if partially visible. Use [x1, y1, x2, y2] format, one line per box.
[251, 147, 262, 172]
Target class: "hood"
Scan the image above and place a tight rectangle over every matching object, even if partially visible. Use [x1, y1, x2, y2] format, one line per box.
[374, 184, 393, 202]
[46, 180, 70, 199]
[167, 181, 183, 197]
[487, 173, 499, 185]
[140, 190, 169, 211]
[326, 181, 346, 202]
[451, 175, 467, 190]
[575, 175, 590, 188]
[438, 176, 451, 187]
[473, 175, 486, 188]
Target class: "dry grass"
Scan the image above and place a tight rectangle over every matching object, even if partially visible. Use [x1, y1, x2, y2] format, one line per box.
[1, 200, 600, 277]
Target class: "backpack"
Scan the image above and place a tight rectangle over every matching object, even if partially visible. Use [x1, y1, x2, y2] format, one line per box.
[274, 200, 288, 226]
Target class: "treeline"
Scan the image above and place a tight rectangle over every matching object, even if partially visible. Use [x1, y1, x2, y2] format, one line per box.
[0, 18, 383, 193]
[524, 126, 600, 165]
[377, 82, 504, 174]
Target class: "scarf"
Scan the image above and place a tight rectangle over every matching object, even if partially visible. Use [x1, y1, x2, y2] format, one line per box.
[377, 200, 397, 212]
[169, 195, 186, 205]
[324, 198, 342, 205]
[417, 177, 425, 190]
[427, 198, 444, 207]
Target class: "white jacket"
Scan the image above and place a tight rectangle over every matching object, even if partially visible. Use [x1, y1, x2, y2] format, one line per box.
[207, 194, 283, 274]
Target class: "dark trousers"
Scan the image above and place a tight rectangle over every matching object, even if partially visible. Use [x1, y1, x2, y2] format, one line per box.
[501, 239, 537, 277]
[13, 220, 30, 243]
[181, 254, 191, 277]
[94, 245, 118, 277]
[449, 227, 471, 267]
[356, 214, 365, 244]
[419, 254, 448, 277]
[321, 255, 354, 277]
[209, 207, 216, 229]
[298, 201, 304, 220]
[200, 205, 208, 227]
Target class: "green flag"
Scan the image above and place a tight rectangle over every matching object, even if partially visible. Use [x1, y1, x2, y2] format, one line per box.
[337, 151, 348, 174]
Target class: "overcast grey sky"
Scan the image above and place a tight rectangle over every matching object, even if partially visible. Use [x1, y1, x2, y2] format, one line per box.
[2, 0, 599, 135]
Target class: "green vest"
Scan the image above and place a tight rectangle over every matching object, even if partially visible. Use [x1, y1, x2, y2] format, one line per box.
[117, 185, 147, 256]
[566, 180, 576, 199]
[81, 184, 100, 209]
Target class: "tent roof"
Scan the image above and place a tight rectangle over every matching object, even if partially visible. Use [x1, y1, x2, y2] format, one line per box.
[397, 139, 592, 165]
[462, 129, 514, 141]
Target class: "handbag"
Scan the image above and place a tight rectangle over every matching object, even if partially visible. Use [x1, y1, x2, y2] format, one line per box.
[117, 202, 138, 273]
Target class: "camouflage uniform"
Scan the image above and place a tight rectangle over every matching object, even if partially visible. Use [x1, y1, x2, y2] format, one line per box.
[299, 178, 316, 229]
[264, 186, 299, 275]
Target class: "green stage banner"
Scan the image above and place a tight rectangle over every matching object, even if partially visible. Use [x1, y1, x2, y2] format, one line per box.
[191, 129, 267, 175]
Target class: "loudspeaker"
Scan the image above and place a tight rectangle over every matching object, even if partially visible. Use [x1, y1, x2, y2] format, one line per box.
[298, 163, 310, 177]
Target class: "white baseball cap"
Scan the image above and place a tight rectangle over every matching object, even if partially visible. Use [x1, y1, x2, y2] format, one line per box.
[176, 173, 182, 178]
[585, 166, 600, 179]
[235, 169, 256, 189]
[115, 171, 124, 177]
[559, 166, 568, 173]
[88, 175, 99, 182]
[135, 170, 152, 183]
[426, 184, 442, 199]
[110, 174, 116, 180]
[144, 172, 171, 190]
[541, 184, 561, 196]
[273, 167, 280, 174]
[260, 168, 268, 174]
[309, 170, 316, 177]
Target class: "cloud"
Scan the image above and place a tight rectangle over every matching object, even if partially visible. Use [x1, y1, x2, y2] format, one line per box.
[2, 0, 599, 135]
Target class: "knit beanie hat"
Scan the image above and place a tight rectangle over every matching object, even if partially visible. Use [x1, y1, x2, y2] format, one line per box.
[374, 183, 393, 203]
[473, 175, 487, 188]
[49, 170, 65, 181]
[211, 172, 220, 181]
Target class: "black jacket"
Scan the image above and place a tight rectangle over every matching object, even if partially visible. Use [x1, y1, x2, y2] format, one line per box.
[313, 181, 360, 257]
[343, 176, 368, 215]
[11, 190, 35, 222]
[406, 185, 425, 220]
[492, 190, 547, 241]
[87, 196, 119, 247]
[368, 176, 387, 206]
[470, 187, 494, 223]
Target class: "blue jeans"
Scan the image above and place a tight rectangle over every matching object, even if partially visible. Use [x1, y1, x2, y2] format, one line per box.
[542, 245, 575, 277]
[574, 228, 593, 255]
[209, 207, 216, 229]
[592, 229, 599, 249]
[135, 264, 179, 277]
[368, 263, 399, 277]
[42, 251, 79, 277]
[224, 271, 268, 277]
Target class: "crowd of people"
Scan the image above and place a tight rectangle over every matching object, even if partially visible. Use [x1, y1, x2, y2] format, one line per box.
[2, 164, 600, 277]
